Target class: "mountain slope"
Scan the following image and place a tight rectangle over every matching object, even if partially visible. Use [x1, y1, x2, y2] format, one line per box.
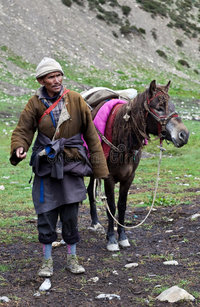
[0, 0, 199, 91]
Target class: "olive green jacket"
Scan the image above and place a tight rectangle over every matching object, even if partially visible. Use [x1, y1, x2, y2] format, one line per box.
[10, 90, 109, 179]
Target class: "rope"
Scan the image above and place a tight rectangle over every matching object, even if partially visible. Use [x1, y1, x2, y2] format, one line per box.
[94, 144, 165, 229]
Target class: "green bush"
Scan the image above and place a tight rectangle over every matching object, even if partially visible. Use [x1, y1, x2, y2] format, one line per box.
[62, 0, 72, 6]
[1, 46, 9, 52]
[151, 28, 157, 40]
[96, 10, 120, 25]
[139, 28, 146, 34]
[167, 22, 173, 28]
[136, 0, 168, 17]
[178, 59, 190, 68]
[72, 0, 84, 5]
[120, 24, 140, 36]
[175, 39, 183, 47]
[112, 31, 118, 38]
[121, 5, 131, 16]
[108, 0, 119, 7]
[156, 49, 167, 59]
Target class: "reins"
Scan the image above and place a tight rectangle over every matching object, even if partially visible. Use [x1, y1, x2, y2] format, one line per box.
[94, 142, 166, 229]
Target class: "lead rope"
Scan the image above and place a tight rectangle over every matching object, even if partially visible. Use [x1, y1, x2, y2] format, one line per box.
[93, 144, 166, 229]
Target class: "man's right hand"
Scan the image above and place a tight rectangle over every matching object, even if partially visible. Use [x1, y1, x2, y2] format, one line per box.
[16, 147, 27, 160]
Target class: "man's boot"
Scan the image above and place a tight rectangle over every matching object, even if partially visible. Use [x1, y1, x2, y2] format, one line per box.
[66, 255, 85, 274]
[38, 257, 53, 277]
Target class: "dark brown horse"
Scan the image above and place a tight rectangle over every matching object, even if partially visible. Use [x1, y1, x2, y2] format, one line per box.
[86, 80, 189, 251]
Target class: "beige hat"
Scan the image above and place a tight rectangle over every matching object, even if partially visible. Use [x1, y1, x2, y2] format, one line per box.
[36, 57, 64, 78]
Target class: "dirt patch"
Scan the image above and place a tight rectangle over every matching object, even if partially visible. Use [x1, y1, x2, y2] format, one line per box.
[1, 196, 200, 306]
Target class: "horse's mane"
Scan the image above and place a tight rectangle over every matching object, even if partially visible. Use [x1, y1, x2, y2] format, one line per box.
[112, 88, 149, 153]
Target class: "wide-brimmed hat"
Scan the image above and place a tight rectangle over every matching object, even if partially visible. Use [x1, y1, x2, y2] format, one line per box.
[36, 57, 64, 78]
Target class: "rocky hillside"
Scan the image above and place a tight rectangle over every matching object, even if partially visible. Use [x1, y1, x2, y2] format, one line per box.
[0, 0, 199, 90]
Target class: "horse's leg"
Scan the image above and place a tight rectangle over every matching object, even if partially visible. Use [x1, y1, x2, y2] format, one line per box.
[87, 176, 105, 233]
[117, 175, 135, 248]
[104, 178, 119, 252]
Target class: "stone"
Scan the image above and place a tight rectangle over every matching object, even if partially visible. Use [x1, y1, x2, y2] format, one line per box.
[88, 277, 99, 283]
[191, 213, 200, 220]
[0, 296, 10, 302]
[156, 286, 195, 303]
[39, 278, 51, 292]
[163, 260, 178, 265]
[124, 263, 138, 268]
[96, 293, 121, 300]
[33, 291, 41, 297]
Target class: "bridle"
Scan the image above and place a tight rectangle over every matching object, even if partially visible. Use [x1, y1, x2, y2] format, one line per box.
[144, 91, 178, 142]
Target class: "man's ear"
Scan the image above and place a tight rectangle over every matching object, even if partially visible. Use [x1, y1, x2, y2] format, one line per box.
[37, 77, 45, 85]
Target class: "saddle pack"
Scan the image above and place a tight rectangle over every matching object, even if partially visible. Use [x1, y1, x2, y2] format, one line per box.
[81, 87, 137, 109]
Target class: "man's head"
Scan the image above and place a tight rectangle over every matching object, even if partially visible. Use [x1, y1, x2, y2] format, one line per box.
[36, 57, 64, 97]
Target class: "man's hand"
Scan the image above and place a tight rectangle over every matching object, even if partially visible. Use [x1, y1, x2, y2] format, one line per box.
[16, 147, 27, 160]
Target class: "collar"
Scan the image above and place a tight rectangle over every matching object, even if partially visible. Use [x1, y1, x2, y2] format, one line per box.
[36, 85, 64, 101]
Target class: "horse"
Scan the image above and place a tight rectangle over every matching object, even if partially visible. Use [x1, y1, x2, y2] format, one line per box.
[84, 80, 189, 251]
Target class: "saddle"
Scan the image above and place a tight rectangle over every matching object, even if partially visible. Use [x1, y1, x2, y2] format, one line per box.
[81, 87, 137, 111]
[81, 87, 138, 157]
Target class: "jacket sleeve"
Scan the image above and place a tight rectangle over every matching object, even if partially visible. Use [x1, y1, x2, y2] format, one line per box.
[10, 97, 39, 165]
[79, 95, 109, 179]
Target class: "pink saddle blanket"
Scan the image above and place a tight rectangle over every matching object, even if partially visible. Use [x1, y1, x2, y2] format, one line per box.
[83, 99, 127, 150]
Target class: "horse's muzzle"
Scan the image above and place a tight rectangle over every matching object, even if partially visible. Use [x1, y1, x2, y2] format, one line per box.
[166, 118, 189, 147]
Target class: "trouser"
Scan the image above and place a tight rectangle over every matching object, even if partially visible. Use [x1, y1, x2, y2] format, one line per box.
[37, 203, 80, 245]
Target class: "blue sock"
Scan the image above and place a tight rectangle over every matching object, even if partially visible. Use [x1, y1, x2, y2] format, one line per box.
[67, 243, 76, 256]
[43, 244, 52, 260]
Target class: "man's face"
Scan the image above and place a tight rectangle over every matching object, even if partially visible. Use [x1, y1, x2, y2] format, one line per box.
[38, 71, 63, 97]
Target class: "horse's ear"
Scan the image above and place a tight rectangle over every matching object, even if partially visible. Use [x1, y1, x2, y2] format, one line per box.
[149, 80, 156, 96]
[165, 80, 171, 92]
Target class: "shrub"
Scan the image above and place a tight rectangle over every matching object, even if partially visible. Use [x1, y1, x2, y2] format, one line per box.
[1, 46, 8, 52]
[136, 0, 168, 17]
[156, 49, 167, 59]
[72, 0, 84, 6]
[120, 24, 141, 36]
[61, 0, 72, 7]
[96, 14, 105, 21]
[151, 28, 157, 40]
[167, 22, 173, 28]
[106, 11, 120, 24]
[108, 0, 119, 7]
[112, 31, 118, 38]
[139, 28, 146, 34]
[175, 39, 183, 47]
[194, 69, 199, 74]
[178, 59, 190, 68]
[121, 5, 131, 16]
[192, 32, 197, 38]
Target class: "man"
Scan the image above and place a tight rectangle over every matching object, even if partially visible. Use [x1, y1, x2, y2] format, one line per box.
[10, 57, 109, 277]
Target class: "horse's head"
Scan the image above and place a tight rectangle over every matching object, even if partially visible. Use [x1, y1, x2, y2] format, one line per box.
[145, 80, 189, 147]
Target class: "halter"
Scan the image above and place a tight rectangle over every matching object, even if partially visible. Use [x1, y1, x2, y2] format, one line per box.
[144, 91, 178, 143]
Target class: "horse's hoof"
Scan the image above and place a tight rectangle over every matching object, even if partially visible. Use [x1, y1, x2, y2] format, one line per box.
[88, 223, 105, 234]
[118, 239, 130, 248]
[107, 243, 120, 252]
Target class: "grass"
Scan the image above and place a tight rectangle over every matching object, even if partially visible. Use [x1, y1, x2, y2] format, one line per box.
[1, 118, 199, 245]
[0, 51, 199, 249]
